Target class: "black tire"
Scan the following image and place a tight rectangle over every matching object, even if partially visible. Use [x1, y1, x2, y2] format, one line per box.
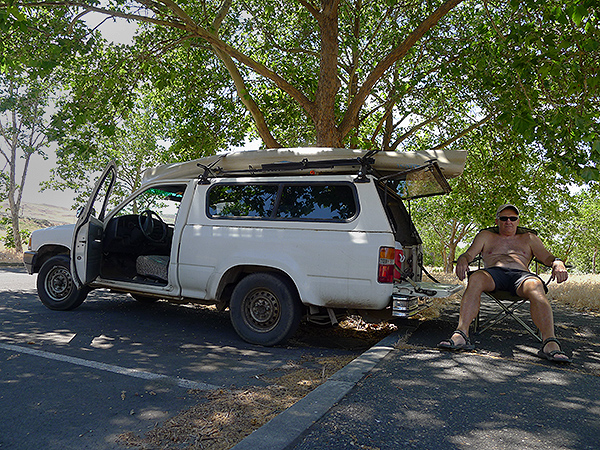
[130, 293, 160, 304]
[37, 255, 89, 311]
[230, 273, 302, 346]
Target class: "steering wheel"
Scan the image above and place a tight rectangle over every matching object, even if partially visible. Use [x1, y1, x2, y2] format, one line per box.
[138, 210, 168, 243]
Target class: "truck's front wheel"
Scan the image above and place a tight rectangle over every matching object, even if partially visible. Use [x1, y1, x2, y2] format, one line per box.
[37, 256, 89, 311]
[229, 273, 301, 346]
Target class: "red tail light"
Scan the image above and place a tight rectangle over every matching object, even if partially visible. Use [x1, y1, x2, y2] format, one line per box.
[378, 246, 395, 283]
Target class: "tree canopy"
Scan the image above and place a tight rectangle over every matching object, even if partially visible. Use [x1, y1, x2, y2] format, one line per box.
[2, 0, 598, 179]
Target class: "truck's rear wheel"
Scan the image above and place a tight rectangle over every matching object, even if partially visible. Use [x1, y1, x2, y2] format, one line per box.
[230, 273, 301, 346]
[37, 256, 89, 311]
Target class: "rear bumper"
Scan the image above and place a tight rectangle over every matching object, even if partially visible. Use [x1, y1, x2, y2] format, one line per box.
[392, 295, 433, 318]
[392, 281, 463, 318]
[23, 251, 37, 274]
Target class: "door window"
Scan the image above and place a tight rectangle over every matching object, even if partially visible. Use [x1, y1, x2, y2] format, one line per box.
[113, 185, 187, 225]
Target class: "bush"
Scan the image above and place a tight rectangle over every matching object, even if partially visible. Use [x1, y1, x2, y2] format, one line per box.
[0, 217, 30, 249]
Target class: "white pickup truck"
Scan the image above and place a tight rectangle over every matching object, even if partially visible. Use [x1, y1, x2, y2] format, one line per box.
[24, 148, 465, 345]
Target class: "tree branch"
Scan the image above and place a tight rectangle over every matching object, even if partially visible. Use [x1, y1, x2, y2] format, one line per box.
[208, 0, 280, 147]
[339, 0, 464, 139]
[389, 114, 441, 151]
[296, 0, 321, 19]
[18, 1, 186, 28]
[430, 112, 494, 150]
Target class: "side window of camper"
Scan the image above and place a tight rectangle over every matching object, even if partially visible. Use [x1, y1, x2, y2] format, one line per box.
[276, 184, 357, 221]
[208, 184, 279, 218]
[207, 182, 357, 222]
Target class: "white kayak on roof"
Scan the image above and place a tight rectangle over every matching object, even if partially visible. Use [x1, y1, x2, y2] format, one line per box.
[142, 147, 468, 184]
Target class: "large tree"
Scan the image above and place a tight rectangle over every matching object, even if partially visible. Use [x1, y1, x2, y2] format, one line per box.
[0, 10, 88, 251]
[0, 72, 51, 252]
[44, 95, 178, 209]
[564, 186, 600, 273]
[3, 1, 597, 179]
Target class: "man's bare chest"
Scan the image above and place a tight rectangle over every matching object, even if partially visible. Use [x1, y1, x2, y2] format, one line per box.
[483, 235, 532, 259]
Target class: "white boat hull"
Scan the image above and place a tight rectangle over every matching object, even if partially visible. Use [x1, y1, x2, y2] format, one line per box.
[142, 147, 467, 184]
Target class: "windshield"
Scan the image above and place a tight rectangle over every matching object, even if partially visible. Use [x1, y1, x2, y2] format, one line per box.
[112, 185, 187, 225]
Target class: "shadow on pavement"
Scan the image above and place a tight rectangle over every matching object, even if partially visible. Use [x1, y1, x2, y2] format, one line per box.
[289, 301, 600, 450]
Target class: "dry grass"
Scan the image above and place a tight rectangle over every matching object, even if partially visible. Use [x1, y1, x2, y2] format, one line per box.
[117, 354, 357, 450]
[423, 269, 600, 314]
[0, 201, 75, 264]
[0, 249, 22, 265]
[548, 273, 600, 313]
[4, 238, 599, 449]
[417, 270, 466, 320]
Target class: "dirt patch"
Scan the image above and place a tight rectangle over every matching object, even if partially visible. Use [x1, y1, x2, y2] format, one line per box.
[289, 315, 398, 350]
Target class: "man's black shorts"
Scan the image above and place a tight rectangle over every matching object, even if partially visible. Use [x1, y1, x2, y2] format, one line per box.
[481, 267, 548, 296]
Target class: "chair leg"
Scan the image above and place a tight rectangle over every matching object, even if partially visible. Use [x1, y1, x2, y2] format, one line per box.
[475, 293, 543, 342]
[473, 312, 480, 335]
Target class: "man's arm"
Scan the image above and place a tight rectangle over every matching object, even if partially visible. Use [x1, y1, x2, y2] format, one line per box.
[455, 231, 489, 281]
[529, 234, 568, 284]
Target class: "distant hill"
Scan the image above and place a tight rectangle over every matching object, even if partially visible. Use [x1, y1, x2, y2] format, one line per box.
[0, 201, 76, 227]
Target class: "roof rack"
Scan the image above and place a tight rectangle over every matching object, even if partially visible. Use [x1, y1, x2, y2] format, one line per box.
[198, 154, 378, 183]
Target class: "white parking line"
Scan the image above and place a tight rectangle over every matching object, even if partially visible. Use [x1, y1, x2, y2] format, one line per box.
[0, 342, 220, 391]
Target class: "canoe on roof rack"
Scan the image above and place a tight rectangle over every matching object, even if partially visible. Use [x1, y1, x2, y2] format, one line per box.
[141, 147, 468, 185]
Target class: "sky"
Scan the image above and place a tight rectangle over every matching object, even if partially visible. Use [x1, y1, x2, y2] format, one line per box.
[20, 13, 259, 211]
[21, 14, 138, 210]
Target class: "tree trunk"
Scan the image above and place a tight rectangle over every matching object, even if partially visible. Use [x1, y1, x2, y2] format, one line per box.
[314, 0, 342, 147]
[444, 242, 458, 273]
[338, 0, 464, 141]
[6, 155, 24, 253]
[8, 201, 23, 253]
[0, 78, 42, 254]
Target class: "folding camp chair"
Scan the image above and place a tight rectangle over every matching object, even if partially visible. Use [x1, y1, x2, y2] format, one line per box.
[473, 289, 545, 342]
[468, 226, 553, 343]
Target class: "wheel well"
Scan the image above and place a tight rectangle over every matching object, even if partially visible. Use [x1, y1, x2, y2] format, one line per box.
[217, 266, 300, 306]
[34, 245, 70, 273]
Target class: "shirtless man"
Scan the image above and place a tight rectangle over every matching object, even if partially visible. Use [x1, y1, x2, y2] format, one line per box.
[438, 204, 571, 363]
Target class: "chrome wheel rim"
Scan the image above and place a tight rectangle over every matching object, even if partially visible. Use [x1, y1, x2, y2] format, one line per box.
[243, 288, 280, 332]
[45, 266, 73, 302]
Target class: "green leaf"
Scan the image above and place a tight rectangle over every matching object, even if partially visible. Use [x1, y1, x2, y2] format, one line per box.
[7, 6, 26, 22]
[571, 4, 588, 26]
[581, 167, 600, 182]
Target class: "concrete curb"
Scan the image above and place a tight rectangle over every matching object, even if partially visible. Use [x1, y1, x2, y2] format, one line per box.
[231, 331, 402, 450]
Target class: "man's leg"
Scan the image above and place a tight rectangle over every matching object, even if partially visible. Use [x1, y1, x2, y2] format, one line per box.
[518, 278, 570, 361]
[440, 270, 495, 347]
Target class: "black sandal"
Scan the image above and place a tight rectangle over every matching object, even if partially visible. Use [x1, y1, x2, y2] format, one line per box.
[537, 337, 572, 364]
[438, 329, 475, 351]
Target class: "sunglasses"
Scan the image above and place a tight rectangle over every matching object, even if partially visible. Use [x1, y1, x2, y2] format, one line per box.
[498, 216, 519, 222]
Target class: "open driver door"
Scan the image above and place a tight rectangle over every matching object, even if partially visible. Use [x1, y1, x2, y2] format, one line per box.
[71, 162, 117, 288]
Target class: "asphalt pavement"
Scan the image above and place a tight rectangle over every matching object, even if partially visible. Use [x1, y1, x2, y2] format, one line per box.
[0, 267, 374, 450]
[3, 266, 599, 450]
[234, 299, 600, 450]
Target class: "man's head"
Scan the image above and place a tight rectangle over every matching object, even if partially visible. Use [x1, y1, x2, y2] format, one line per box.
[495, 204, 519, 235]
